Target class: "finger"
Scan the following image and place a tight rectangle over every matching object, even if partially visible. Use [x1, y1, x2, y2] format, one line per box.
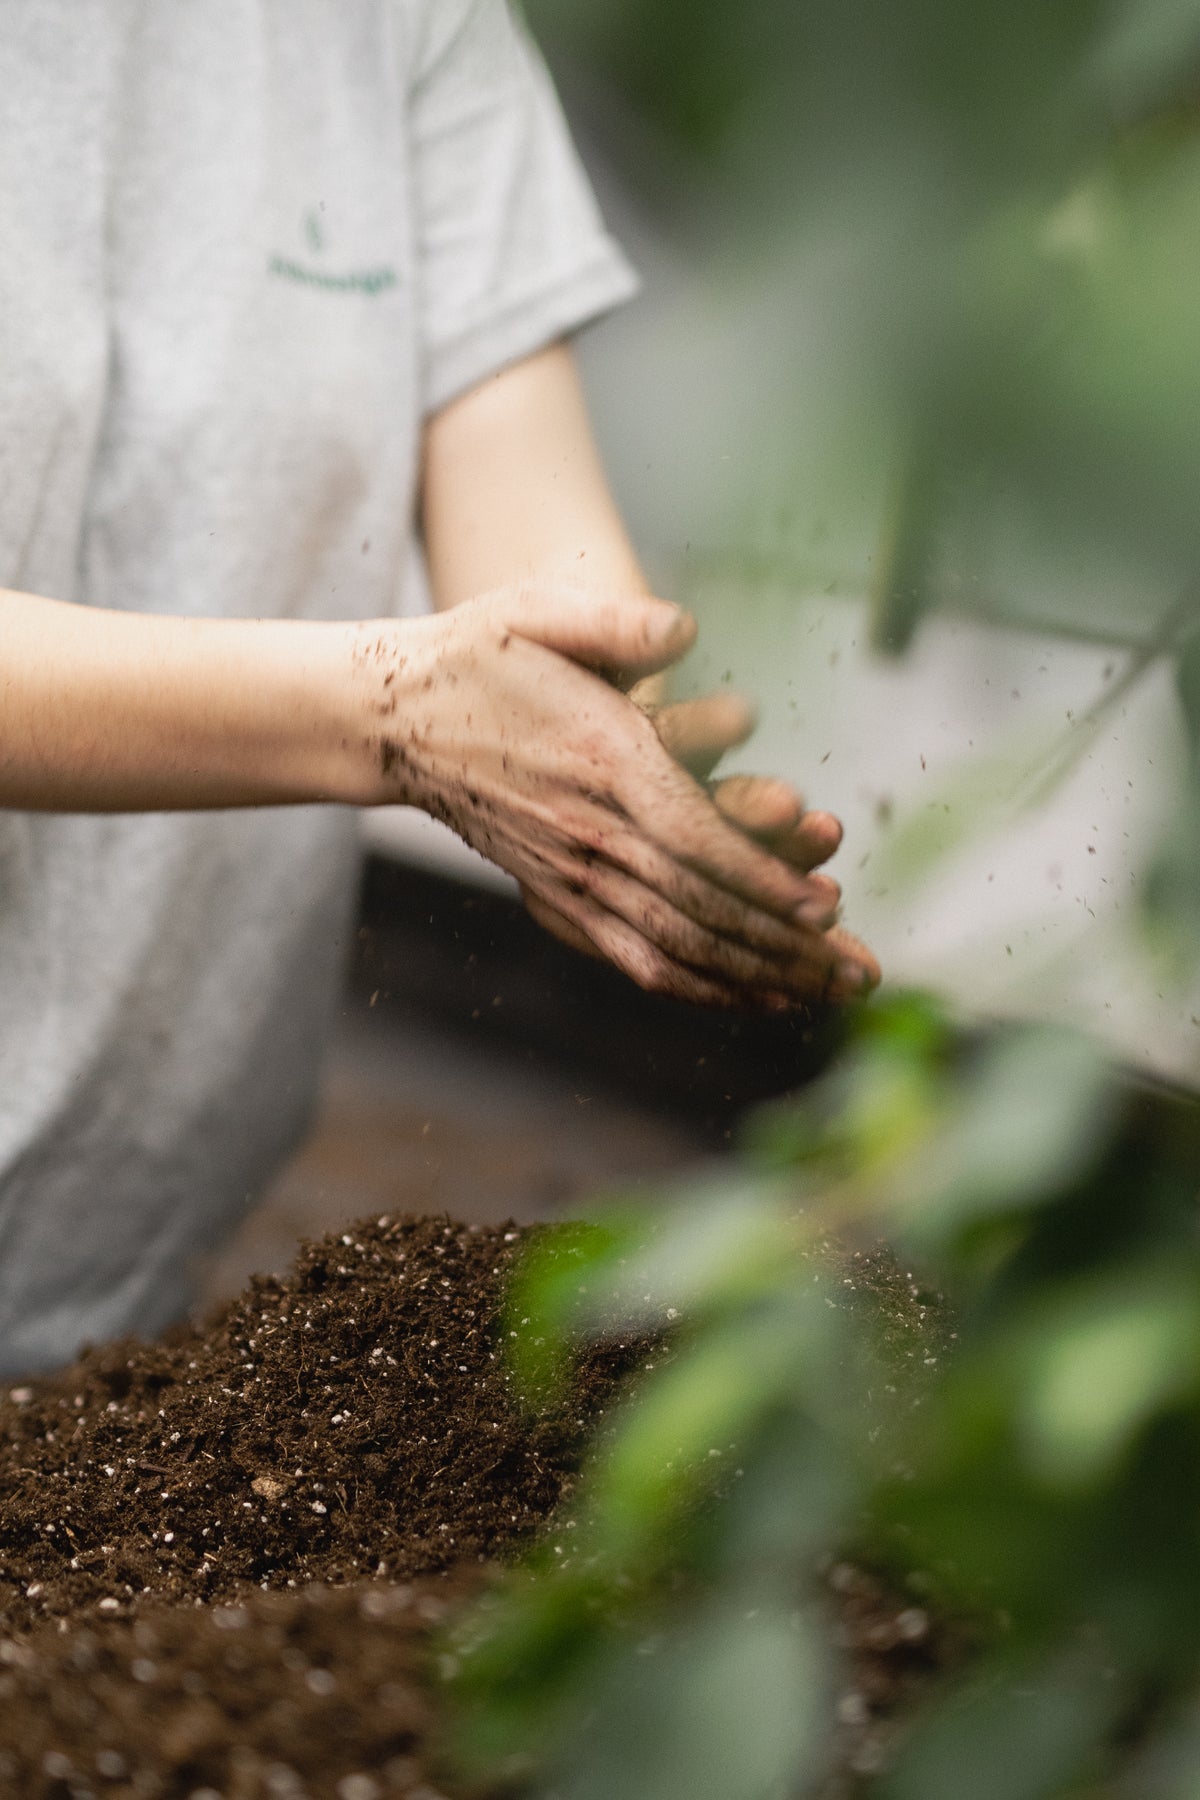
[627, 672, 668, 708]
[825, 925, 882, 991]
[651, 693, 756, 779]
[524, 819, 866, 992]
[521, 886, 603, 961]
[539, 884, 800, 1011]
[508, 817, 856, 990]
[629, 756, 842, 924]
[778, 869, 840, 928]
[710, 773, 803, 836]
[490, 584, 697, 680]
[709, 779, 844, 863]
[712, 782, 844, 879]
[550, 820, 841, 951]
[520, 850, 878, 1004]
[513, 806, 876, 993]
[560, 857, 869, 1002]
[766, 809, 844, 871]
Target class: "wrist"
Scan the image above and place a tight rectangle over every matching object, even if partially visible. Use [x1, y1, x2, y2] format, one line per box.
[337, 614, 442, 809]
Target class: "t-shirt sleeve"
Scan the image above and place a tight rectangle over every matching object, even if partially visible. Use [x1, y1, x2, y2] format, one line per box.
[404, 0, 639, 416]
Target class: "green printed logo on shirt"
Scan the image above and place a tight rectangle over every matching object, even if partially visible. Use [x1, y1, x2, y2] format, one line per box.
[269, 206, 398, 297]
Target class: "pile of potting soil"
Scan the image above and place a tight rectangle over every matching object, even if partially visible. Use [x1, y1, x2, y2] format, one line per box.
[0, 1213, 956, 1798]
[0, 1576, 474, 1800]
[0, 1214, 645, 1799]
[0, 1216, 633, 1636]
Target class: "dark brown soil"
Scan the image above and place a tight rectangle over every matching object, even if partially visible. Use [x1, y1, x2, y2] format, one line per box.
[0, 1216, 632, 1634]
[0, 1214, 952, 1799]
[819, 1559, 972, 1793]
[0, 1575, 476, 1800]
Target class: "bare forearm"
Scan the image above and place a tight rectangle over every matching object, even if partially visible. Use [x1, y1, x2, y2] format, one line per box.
[0, 589, 377, 811]
[421, 341, 648, 608]
[2, 349, 640, 816]
[0, 575, 876, 1005]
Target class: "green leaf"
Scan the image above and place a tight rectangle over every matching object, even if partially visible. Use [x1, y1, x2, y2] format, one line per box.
[505, 1215, 641, 1400]
[1017, 1270, 1200, 1487]
[1089, 0, 1200, 116]
[583, 1296, 840, 1560]
[573, 1178, 797, 1328]
[881, 1649, 1116, 1800]
[553, 1593, 832, 1800]
[895, 1026, 1115, 1247]
[744, 991, 951, 1176]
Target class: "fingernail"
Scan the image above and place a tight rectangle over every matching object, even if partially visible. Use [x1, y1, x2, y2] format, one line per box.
[793, 884, 837, 921]
[795, 896, 838, 927]
[806, 810, 842, 845]
[839, 958, 874, 993]
[658, 604, 695, 648]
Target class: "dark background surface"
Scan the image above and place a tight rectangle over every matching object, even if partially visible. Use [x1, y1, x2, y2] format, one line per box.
[201, 854, 843, 1307]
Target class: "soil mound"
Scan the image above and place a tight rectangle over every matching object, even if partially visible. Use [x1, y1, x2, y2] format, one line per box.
[0, 1216, 630, 1635]
[0, 1216, 949, 1797]
[0, 1576, 474, 1800]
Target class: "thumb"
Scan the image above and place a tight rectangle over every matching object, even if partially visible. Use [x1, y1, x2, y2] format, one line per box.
[652, 692, 757, 777]
[491, 583, 697, 677]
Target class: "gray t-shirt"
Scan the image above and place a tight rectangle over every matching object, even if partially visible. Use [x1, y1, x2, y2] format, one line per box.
[0, 0, 635, 1374]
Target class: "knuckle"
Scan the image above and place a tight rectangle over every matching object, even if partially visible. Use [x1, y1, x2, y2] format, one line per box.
[574, 818, 617, 860]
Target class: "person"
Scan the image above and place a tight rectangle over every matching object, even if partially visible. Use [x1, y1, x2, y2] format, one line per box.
[0, 0, 878, 1376]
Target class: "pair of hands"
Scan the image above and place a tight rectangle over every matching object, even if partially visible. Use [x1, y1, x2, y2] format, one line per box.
[366, 583, 880, 1009]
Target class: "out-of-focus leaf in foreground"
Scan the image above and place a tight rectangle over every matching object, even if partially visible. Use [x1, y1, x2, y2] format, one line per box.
[532, 0, 1200, 651]
[447, 3, 1200, 1794]
[447, 993, 1200, 1798]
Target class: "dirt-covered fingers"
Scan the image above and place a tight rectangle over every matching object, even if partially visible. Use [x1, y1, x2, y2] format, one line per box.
[647, 698, 845, 878]
[635, 756, 854, 928]
[520, 886, 603, 961]
[648, 704, 842, 907]
[710, 776, 843, 868]
[570, 824, 840, 956]
[647, 693, 847, 886]
[825, 924, 882, 991]
[650, 693, 756, 779]
[538, 883, 796, 1010]
[527, 876, 875, 1008]
[637, 779, 881, 990]
[487, 584, 698, 681]
[554, 855, 867, 1003]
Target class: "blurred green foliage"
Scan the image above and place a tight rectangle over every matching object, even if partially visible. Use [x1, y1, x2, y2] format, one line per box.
[449, 1001, 1200, 1797]
[444, 5, 1200, 1797]
[530, 0, 1200, 651]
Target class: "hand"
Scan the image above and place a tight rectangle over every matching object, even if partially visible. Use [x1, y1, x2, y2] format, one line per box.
[643, 689, 839, 891]
[644, 688, 879, 991]
[358, 585, 879, 1008]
